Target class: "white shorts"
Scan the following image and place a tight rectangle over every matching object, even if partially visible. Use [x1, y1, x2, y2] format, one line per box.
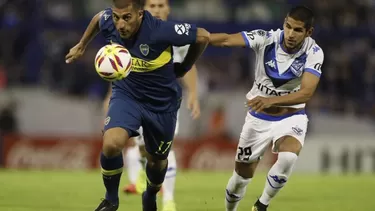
[135, 112, 180, 146]
[235, 111, 308, 163]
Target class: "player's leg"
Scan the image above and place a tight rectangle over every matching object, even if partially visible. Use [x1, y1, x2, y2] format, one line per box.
[162, 115, 179, 211]
[134, 136, 148, 194]
[123, 138, 142, 194]
[141, 110, 177, 211]
[162, 150, 177, 211]
[225, 113, 272, 211]
[96, 97, 142, 211]
[254, 114, 308, 210]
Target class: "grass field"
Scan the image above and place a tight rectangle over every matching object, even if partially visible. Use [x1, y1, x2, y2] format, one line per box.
[0, 169, 374, 211]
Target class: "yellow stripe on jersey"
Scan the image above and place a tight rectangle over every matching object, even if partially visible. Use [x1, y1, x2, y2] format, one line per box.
[131, 46, 172, 73]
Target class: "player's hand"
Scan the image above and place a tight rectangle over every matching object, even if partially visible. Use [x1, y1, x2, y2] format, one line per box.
[246, 96, 273, 113]
[186, 93, 200, 119]
[174, 63, 191, 78]
[65, 43, 85, 64]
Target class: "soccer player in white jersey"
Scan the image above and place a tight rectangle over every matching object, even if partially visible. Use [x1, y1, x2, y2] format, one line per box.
[209, 6, 323, 211]
[102, 0, 200, 210]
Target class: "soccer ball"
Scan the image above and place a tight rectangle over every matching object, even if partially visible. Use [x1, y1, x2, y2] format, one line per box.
[94, 44, 132, 81]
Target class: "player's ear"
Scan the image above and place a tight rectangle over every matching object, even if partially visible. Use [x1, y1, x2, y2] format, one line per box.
[138, 9, 144, 19]
[306, 26, 313, 37]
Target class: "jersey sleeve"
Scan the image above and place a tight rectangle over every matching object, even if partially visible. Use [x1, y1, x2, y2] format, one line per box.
[98, 9, 115, 42]
[173, 45, 189, 63]
[304, 45, 324, 78]
[240, 29, 268, 50]
[150, 20, 197, 46]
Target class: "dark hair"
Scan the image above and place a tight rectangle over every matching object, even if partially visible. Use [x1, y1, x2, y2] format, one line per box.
[287, 6, 314, 29]
[112, 0, 144, 9]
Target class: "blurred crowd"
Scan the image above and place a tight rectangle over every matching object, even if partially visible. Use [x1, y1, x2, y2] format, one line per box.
[1, 0, 375, 121]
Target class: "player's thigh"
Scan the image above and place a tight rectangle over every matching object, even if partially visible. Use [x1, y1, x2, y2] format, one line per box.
[142, 110, 177, 161]
[271, 114, 308, 155]
[103, 97, 142, 151]
[236, 113, 273, 163]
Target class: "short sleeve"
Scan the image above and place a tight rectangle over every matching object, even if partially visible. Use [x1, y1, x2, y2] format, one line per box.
[150, 20, 197, 46]
[304, 45, 324, 78]
[99, 9, 115, 42]
[240, 29, 269, 50]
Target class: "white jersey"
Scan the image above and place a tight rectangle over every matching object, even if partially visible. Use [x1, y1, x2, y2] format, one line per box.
[241, 29, 324, 108]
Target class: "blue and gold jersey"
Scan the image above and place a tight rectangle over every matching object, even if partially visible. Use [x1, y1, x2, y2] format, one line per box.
[99, 9, 197, 112]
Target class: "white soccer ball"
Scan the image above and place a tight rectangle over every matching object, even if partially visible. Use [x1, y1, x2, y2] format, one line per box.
[94, 44, 132, 81]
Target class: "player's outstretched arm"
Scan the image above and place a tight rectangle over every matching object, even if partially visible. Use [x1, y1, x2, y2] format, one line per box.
[65, 11, 104, 63]
[209, 33, 246, 47]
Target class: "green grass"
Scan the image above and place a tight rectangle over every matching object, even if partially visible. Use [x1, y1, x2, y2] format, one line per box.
[0, 169, 374, 211]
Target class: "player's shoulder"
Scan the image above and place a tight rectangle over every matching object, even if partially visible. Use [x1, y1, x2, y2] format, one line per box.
[260, 28, 282, 46]
[99, 8, 113, 29]
[303, 37, 324, 59]
[142, 10, 160, 30]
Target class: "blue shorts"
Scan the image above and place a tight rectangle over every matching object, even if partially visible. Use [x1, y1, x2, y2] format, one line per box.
[104, 95, 177, 160]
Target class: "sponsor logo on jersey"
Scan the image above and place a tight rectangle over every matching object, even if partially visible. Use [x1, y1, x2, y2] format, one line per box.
[174, 23, 191, 36]
[255, 81, 299, 96]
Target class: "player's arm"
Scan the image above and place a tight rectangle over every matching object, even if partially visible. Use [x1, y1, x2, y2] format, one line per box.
[268, 48, 324, 106]
[178, 28, 210, 76]
[65, 11, 103, 63]
[210, 30, 268, 50]
[181, 65, 200, 119]
[181, 64, 198, 95]
[78, 11, 103, 48]
[151, 21, 210, 77]
[268, 72, 320, 106]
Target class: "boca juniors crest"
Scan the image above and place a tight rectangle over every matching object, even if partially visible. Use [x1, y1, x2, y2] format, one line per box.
[139, 44, 149, 56]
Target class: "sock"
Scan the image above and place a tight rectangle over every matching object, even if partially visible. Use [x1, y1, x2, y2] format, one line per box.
[225, 170, 251, 211]
[101, 152, 124, 205]
[145, 160, 168, 195]
[163, 150, 177, 203]
[259, 152, 298, 205]
[125, 145, 142, 184]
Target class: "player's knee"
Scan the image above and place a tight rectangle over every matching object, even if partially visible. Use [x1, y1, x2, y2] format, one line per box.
[103, 128, 129, 157]
[234, 161, 258, 179]
[276, 136, 302, 155]
[147, 157, 168, 170]
[276, 152, 298, 174]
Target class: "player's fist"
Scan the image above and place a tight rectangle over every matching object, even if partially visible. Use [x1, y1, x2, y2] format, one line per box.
[65, 43, 85, 64]
[174, 63, 191, 78]
[246, 96, 273, 113]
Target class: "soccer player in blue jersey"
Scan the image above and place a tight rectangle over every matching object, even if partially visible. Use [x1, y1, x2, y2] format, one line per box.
[65, 0, 210, 210]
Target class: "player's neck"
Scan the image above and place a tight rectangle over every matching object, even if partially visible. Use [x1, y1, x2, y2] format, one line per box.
[281, 41, 303, 54]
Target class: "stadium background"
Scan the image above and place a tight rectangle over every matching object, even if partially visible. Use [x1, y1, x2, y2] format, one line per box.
[0, 0, 375, 210]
